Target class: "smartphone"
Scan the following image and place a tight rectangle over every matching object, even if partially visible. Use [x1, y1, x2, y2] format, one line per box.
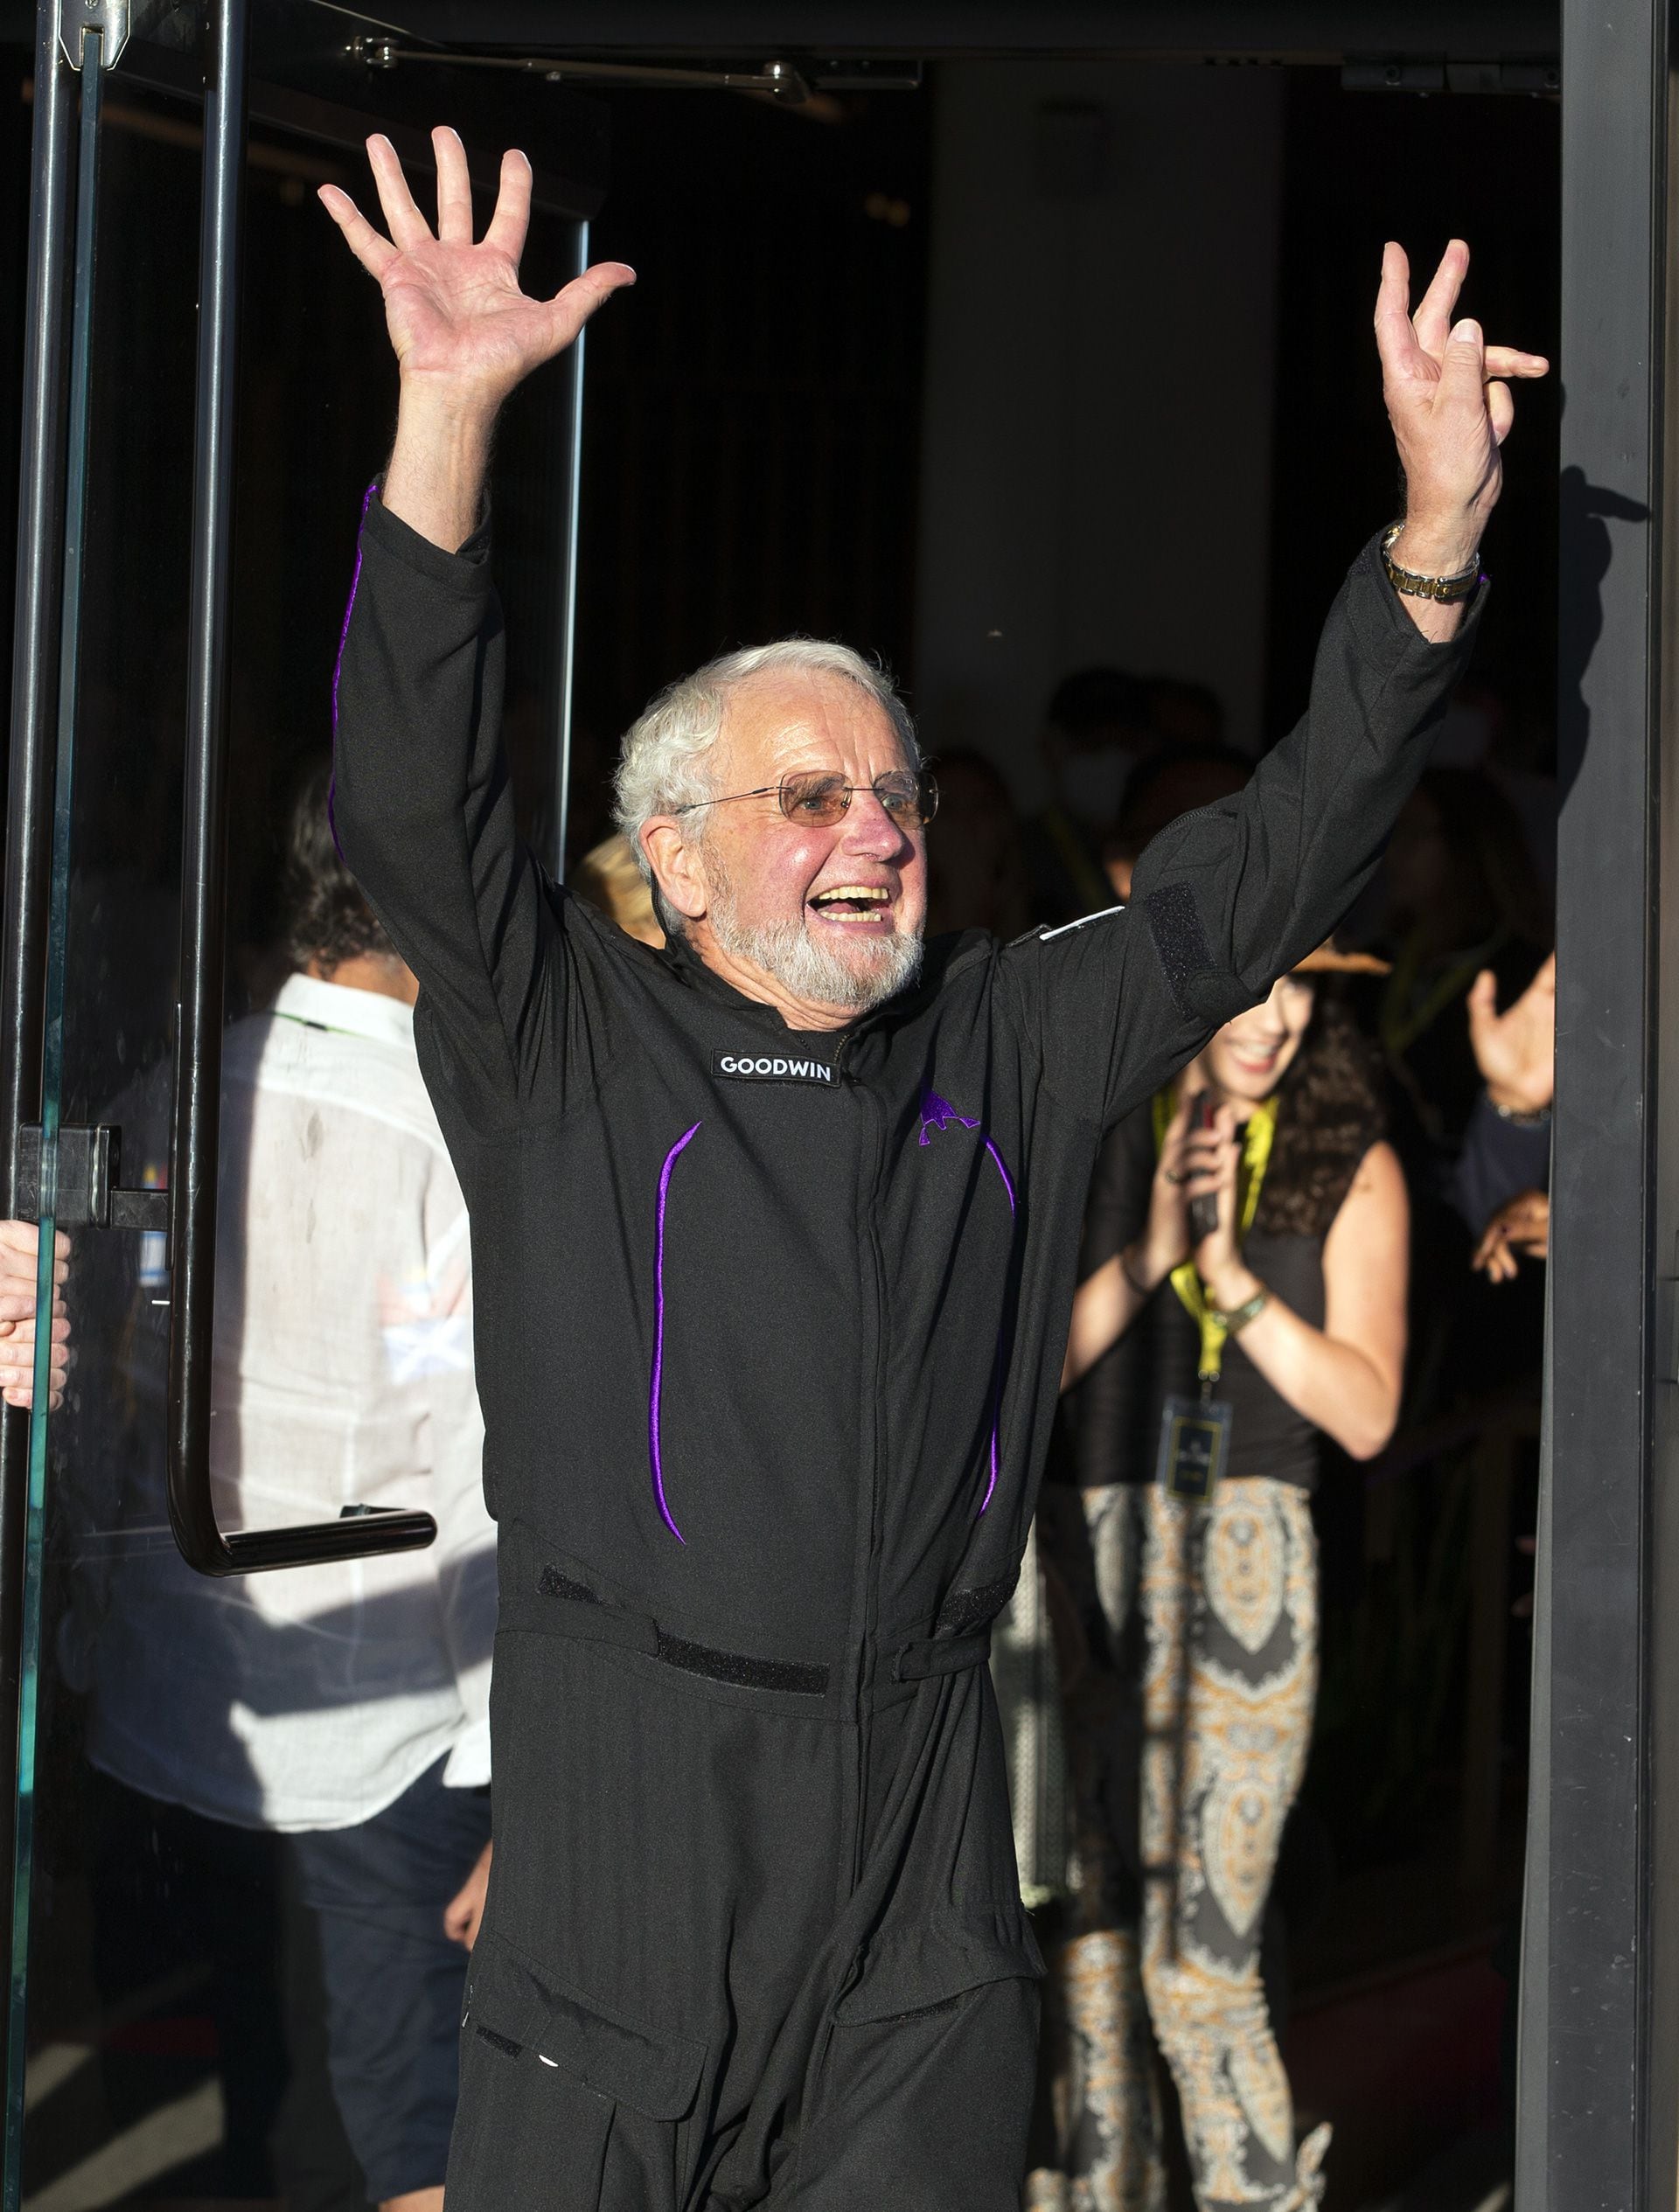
[1188, 1091, 1221, 1245]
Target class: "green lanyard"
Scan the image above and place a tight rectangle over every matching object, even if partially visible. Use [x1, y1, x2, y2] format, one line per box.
[1151, 1086, 1278, 1384]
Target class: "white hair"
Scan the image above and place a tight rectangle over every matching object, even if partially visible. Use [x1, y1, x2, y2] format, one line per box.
[610, 637, 919, 921]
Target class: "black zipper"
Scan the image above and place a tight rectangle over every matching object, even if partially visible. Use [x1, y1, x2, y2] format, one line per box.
[846, 1049, 892, 1896]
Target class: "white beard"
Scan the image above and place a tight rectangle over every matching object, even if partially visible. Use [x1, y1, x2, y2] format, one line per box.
[707, 872, 923, 1014]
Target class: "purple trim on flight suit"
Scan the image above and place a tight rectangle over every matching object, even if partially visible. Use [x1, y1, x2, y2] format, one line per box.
[650, 1122, 703, 1542]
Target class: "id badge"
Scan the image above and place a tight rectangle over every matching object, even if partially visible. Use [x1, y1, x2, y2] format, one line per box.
[1156, 1394, 1232, 1504]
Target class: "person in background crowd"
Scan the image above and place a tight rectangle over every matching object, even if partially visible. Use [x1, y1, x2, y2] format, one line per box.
[1427, 674, 1558, 894]
[926, 747, 1033, 940]
[1145, 675, 1226, 751]
[1102, 745, 1255, 904]
[1024, 665, 1158, 923]
[571, 829, 665, 946]
[1355, 765, 1551, 1409]
[1044, 950, 1406, 2212]
[1453, 952, 1554, 1279]
[1365, 765, 1551, 1155]
[64, 763, 495, 2212]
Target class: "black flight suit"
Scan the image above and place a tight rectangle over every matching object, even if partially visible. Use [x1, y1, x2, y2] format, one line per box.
[332, 496, 1479, 2212]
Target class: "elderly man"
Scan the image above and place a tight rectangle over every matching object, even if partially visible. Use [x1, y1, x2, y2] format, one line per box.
[321, 129, 1544, 2212]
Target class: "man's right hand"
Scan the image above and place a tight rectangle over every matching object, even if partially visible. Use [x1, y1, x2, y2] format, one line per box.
[319, 128, 634, 552]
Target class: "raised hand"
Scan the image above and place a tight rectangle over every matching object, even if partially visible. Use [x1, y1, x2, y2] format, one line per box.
[322, 128, 633, 407]
[320, 127, 635, 550]
[1373, 240, 1548, 623]
[1467, 952, 1555, 1115]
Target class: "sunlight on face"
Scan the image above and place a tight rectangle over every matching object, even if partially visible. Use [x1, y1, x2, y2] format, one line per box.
[1204, 973, 1317, 1103]
[696, 671, 929, 1012]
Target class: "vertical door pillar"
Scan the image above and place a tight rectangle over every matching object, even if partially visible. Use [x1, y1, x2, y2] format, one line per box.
[1524, 3, 1674, 2204]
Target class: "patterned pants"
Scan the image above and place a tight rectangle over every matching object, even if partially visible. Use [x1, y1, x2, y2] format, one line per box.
[1035, 1480, 1328, 2212]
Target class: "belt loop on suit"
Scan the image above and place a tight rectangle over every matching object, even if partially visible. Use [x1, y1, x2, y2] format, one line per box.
[892, 1628, 993, 1684]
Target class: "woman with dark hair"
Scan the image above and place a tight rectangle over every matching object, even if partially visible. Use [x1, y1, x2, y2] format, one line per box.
[1041, 957, 1405, 2212]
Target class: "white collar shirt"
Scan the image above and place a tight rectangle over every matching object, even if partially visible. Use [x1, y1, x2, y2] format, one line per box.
[68, 973, 493, 1832]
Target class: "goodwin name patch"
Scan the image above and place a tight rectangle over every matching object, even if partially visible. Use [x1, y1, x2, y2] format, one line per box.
[714, 1051, 837, 1086]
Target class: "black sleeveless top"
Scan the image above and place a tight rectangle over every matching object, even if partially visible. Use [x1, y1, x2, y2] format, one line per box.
[1069, 1102, 1328, 1492]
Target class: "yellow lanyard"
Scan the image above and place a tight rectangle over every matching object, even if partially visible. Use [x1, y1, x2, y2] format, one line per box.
[1151, 1087, 1278, 1383]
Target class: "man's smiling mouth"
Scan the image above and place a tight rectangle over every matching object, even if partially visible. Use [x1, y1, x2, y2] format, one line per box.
[810, 885, 894, 926]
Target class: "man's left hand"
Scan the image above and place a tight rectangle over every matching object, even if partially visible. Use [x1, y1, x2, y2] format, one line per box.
[0, 1222, 70, 1411]
[1374, 240, 1549, 634]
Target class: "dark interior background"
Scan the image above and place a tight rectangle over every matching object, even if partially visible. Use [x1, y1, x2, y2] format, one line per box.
[565, 80, 930, 852]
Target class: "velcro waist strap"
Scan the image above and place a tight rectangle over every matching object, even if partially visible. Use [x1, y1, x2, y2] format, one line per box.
[513, 1567, 831, 1697]
[893, 1629, 993, 1684]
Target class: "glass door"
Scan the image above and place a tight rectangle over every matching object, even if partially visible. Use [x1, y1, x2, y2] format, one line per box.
[2, 5, 601, 2199]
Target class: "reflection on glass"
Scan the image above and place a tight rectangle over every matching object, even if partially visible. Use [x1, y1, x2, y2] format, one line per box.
[6, 56, 578, 2202]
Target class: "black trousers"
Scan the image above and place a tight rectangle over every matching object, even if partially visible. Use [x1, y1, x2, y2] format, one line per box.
[447, 1970, 1038, 2212]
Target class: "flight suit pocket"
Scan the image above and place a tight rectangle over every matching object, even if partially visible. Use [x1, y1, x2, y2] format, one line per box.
[792, 1913, 1043, 2205]
[833, 1904, 1043, 2026]
[448, 1930, 707, 2212]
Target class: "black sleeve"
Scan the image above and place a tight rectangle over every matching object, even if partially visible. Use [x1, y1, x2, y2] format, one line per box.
[1068, 1107, 1173, 1492]
[331, 492, 568, 1122]
[1076, 1106, 1156, 1283]
[1450, 1093, 1552, 1233]
[997, 532, 1485, 1131]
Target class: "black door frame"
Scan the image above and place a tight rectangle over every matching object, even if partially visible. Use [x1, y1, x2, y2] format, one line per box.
[1522, 3, 1674, 2206]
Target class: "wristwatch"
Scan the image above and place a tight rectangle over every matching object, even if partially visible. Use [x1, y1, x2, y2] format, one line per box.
[1381, 522, 1484, 604]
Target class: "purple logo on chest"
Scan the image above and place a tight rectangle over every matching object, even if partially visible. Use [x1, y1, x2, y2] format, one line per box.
[915, 1088, 1018, 1517]
[918, 1089, 981, 1146]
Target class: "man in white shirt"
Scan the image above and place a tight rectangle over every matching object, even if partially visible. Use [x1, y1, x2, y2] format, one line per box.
[66, 763, 494, 2212]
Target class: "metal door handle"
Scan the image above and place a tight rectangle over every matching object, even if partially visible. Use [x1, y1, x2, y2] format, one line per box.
[166, 0, 433, 1576]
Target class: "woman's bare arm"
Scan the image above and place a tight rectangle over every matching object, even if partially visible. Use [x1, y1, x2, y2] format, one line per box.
[1202, 1141, 1410, 1460]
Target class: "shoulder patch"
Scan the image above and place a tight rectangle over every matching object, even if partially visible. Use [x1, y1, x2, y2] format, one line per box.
[713, 1049, 838, 1087]
[1144, 882, 1216, 1021]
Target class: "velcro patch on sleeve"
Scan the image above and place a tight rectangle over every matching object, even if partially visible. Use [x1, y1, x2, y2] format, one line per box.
[1145, 882, 1217, 1022]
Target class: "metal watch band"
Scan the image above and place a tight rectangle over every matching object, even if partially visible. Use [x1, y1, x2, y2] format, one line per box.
[1381, 521, 1485, 604]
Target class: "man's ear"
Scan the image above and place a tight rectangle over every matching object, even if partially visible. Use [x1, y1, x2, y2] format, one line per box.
[640, 817, 708, 925]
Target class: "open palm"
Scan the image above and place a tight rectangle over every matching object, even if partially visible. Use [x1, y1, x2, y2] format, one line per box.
[320, 128, 635, 407]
